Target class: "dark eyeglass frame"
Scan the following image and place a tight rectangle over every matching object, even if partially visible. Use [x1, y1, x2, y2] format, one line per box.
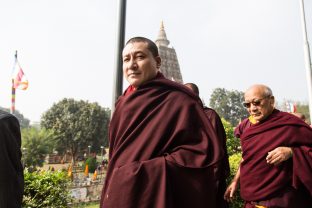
[243, 96, 271, 108]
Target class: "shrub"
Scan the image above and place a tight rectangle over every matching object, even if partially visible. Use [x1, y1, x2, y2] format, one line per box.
[227, 153, 244, 208]
[84, 157, 98, 173]
[222, 118, 241, 156]
[23, 169, 72, 208]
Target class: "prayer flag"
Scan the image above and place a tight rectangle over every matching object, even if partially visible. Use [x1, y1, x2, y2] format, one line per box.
[10, 51, 28, 114]
[12, 59, 28, 90]
[286, 101, 297, 113]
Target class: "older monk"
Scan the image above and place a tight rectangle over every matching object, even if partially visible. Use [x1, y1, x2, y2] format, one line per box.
[100, 37, 223, 208]
[224, 84, 312, 208]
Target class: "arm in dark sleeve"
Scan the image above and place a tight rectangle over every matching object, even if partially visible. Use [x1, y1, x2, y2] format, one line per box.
[204, 108, 230, 176]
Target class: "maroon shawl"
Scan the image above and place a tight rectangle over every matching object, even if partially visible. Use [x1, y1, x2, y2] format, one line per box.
[204, 107, 230, 208]
[237, 109, 312, 202]
[100, 74, 223, 208]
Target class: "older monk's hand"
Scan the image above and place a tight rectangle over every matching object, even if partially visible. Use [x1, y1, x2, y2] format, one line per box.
[224, 180, 239, 202]
[266, 147, 293, 165]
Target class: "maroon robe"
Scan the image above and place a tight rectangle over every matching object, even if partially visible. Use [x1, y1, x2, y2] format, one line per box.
[204, 107, 230, 208]
[0, 110, 23, 207]
[236, 109, 312, 207]
[100, 73, 223, 208]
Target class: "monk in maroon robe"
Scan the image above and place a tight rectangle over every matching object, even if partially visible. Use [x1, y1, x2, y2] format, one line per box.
[100, 37, 223, 208]
[0, 110, 24, 207]
[185, 82, 230, 208]
[224, 84, 312, 208]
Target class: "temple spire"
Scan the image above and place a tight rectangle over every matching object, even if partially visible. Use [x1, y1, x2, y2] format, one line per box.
[154, 21, 183, 83]
[155, 21, 170, 47]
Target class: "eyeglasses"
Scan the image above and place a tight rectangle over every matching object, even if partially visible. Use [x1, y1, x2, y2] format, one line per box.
[243, 96, 271, 108]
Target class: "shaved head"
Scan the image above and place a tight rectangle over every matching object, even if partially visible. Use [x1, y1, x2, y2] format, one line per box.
[245, 84, 273, 98]
[244, 84, 275, 122]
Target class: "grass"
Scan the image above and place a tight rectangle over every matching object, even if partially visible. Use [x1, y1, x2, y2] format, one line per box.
[85, 202, 99, 208]
[71, 201, 99, 208]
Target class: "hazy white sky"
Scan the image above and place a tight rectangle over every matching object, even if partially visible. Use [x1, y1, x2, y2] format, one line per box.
[0, 0, 311, 122]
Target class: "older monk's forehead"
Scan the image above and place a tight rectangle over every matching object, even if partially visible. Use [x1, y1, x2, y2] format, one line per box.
[244, 86, 265, 99]
[122, 42, 149, 57]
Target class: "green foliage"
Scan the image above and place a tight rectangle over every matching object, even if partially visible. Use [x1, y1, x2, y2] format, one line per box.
[73, 201, 99, 208]
[209, 88, 249, 126]
[222, 118, 241, 156]
[221, 118, 243, 207]
[40, 98, 111, 163]
[228, 153, 241, 178]
[84, 157, 98, 173]
[22, 127, 55, 170]
[227, 153, 244, 208]
[23, 169, 72, 208]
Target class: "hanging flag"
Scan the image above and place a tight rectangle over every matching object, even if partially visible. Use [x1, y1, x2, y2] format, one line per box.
[286, 101, 297, 113]
[290, 103, 297, 113]
[12, 57, 28, 90]
[10, 51, 28, 114]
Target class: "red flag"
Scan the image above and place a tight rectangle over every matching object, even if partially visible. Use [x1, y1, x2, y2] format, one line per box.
[12, 61, 28, 90]
[10, 51, 28, 114]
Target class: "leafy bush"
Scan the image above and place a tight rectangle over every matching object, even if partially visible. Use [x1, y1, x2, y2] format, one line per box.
[84, 157, 98, 173]
[222, 118, 241, 156]
[23, 169, 72, 208]
[218, 118, 244, 207]
[227, 153, 244, 208]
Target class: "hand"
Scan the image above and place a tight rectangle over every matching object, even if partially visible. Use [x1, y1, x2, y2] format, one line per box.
[266, 147, 293, 165]
[224, 180, 238, 202]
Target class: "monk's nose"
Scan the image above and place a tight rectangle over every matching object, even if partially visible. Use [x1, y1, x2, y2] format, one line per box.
[250, 104, 258, 111]
[128, 59, 138, 70]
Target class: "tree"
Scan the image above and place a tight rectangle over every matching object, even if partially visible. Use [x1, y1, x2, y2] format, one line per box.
[0, 107, 30, 128]
[40, 98, 110, 164]
[209, 88, 249, 126]
[22, 127, 54, 171]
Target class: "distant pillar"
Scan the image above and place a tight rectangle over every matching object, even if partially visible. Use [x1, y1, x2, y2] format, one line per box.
[299, 0, 312, 123]
[111, 0, 127, 115]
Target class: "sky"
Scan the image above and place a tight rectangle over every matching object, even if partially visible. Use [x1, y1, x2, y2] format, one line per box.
[0, 0, 311, 123]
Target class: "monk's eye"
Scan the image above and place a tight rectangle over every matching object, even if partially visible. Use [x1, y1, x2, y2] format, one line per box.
[135, 53, 145, 60]
[243, 102, 251, 108]
[123, 57, 130, 62]
[251, 100, 262, 106]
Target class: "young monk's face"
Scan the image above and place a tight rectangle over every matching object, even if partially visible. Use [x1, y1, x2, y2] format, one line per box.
[122, 41, 161, 89]
[244, 86, 275, 123]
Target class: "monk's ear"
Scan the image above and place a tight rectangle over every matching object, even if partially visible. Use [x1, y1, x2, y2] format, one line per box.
[270, 96, 275, 106]
[155, 56, 161, 69]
